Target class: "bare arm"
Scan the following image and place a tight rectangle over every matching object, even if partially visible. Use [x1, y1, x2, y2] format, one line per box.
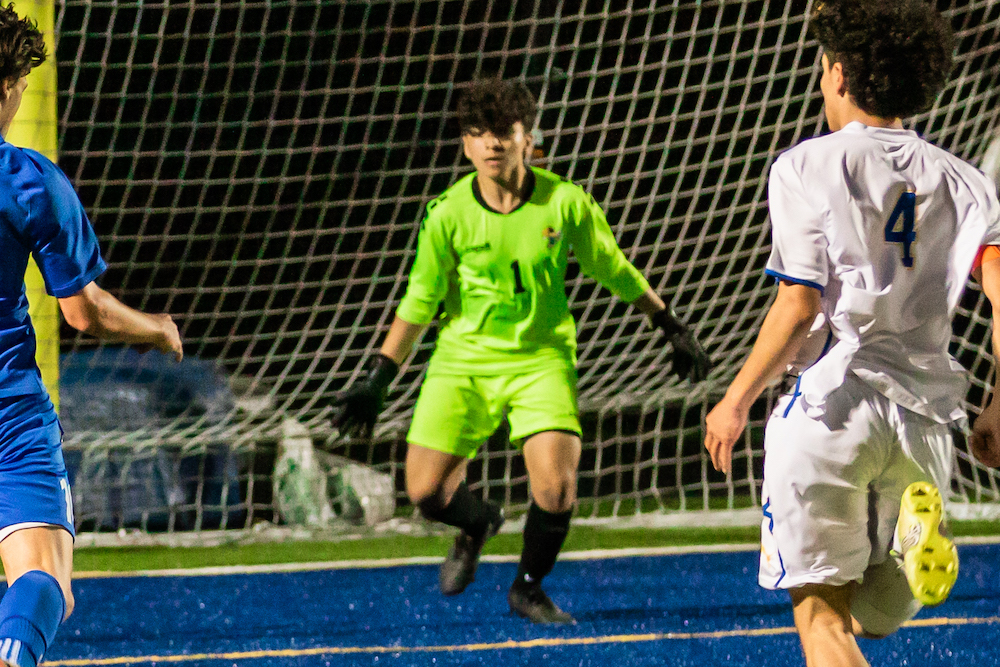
[704, 281, 821, 473]
[971, 256, 1000, 466]
[58, 282, 183, 361]
[379, 315, 428, 365]
[974, 258, 1000, 363]
[631, 288, 667, 319]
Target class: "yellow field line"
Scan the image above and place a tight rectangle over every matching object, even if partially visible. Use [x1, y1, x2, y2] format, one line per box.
[42, 615, 1000, 666]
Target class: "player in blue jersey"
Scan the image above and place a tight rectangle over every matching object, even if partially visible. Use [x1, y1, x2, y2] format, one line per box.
[0, 7, 183, 667]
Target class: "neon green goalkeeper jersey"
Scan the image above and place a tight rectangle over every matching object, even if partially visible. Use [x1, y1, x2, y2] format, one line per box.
[396, 166, 650, 374]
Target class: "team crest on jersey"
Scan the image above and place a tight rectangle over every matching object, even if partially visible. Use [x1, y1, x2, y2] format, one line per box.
[544, 227, 561, 248]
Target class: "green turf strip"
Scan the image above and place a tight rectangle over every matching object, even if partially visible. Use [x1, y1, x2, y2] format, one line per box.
[69, 520, 999, 573]
[73, 526, 758, 573]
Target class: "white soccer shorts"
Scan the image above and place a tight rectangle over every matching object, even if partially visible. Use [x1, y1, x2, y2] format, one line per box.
[759, 372, 954, 591]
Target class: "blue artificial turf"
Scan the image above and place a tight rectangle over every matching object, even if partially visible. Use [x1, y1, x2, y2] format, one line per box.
[39, 543, 1000, 666]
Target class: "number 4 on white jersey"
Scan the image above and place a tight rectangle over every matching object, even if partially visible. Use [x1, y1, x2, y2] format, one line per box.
[885, 191, 917, 268]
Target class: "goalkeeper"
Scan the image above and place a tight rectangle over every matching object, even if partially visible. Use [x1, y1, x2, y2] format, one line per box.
[334, 78, 711, 624]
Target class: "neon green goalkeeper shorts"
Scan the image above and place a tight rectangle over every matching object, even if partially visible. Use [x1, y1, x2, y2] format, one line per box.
[407, 362, 582, 458]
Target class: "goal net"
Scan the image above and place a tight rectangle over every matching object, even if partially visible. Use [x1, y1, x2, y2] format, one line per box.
[50, 0, 1000, 537]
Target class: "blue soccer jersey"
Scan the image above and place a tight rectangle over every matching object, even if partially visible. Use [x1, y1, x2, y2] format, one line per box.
[0, 137, 105, 536]
[0, 139, 106, 399]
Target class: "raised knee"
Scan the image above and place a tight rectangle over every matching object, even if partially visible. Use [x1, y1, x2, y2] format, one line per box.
[851, 558, 920, 638]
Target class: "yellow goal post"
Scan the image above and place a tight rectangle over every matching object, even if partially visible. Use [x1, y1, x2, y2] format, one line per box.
[9, 0, 60, 411]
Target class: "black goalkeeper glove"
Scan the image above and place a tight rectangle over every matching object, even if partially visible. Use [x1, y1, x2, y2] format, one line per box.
[331, 353, 399, 436]
[651, 308, 712, 382]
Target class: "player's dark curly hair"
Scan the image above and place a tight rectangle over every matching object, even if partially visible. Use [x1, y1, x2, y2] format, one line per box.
[809, 0, 953, 119]
[457, 78, 537, 135]
[0, 3, 45, 83]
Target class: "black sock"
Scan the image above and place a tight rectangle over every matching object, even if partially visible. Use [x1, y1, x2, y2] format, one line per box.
[514, 503, 572, 588]
[418, 482, 501, 540]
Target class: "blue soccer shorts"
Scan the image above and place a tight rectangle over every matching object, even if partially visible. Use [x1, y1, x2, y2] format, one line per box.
[0, 394, 75, 541]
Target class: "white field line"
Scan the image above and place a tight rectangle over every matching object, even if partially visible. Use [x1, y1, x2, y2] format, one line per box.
[73, 543, 762, 579]
[72, 534, 1000, 580]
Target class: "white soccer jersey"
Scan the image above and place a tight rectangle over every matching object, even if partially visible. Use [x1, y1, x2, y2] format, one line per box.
[766, 121, 1000, 424]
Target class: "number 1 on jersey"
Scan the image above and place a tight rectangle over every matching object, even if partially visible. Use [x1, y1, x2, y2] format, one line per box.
[511, 260, 526, 294]
[884, 191, 916, 267]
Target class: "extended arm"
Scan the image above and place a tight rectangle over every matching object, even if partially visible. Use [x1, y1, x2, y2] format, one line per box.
[704, 281, 821, 473]
[331, 195, 451, 436]
[58, 282, 182, 361]
[971, 254, 1000, 466]
[571, 197, 712, 382]
[331, 194, 450, 437]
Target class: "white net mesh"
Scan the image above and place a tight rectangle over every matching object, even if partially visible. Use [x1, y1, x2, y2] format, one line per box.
[51, 0, 1000, 534]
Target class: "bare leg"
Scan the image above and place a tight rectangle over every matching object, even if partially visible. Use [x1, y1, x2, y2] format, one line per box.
[405, 443, 469, 508]
[0, 525, 75, 667]
[0, 526, 74, 619]
[407, 443, 502, 597]
[790, 583, 868, 667]
[522, 430, 581, 512]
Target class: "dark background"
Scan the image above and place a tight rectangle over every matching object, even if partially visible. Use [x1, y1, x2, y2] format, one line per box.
[48, 1, 1000, 525]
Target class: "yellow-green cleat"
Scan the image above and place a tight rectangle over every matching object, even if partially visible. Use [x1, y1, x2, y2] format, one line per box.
[894, 481, 958, 607]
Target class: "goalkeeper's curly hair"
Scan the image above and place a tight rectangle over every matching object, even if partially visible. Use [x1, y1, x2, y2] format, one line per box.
[457, 78, 536, 136]
[0, 3, 45, 83]
[809, 0, 953, 119]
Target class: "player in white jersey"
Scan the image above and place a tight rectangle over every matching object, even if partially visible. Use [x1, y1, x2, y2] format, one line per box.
[704, 0, 1000, 665]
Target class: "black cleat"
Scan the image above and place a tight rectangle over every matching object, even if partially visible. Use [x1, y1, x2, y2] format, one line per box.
[508, 582, 575, 624]
[438, 510, 504, 596]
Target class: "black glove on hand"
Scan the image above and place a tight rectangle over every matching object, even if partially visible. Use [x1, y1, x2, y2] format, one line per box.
[331, 353, 399, 436]
[651, 309, 712, 382]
